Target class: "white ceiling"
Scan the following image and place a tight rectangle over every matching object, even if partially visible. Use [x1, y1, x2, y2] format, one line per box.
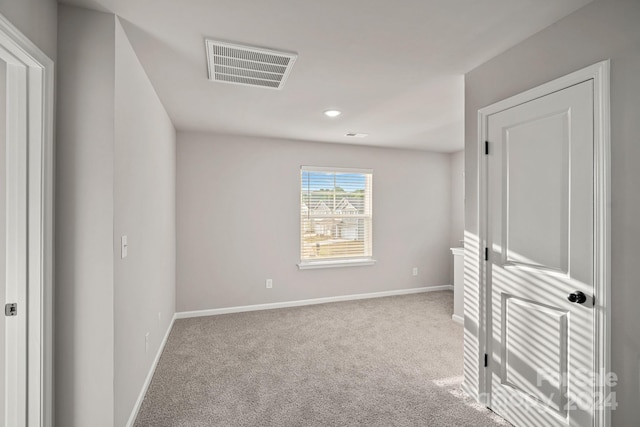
[62, 0, 593, 152]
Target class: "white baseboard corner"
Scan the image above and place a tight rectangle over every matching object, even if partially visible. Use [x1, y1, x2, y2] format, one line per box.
[126, 313, 176, 427]
[127, 285, 455, 424]
[461, 380, 478, 402]
[176, 285, 454, 320]
[452, 314, 464, 325]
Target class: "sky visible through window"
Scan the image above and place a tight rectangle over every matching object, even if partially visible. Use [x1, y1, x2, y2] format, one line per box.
[301, 171, 366, 192]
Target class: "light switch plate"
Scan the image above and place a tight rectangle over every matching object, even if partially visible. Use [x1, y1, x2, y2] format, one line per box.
[121, 235, 128, 259]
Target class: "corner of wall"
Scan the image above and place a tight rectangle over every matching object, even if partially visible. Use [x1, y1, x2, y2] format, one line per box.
[113, 18, 177, 427]
[56, 5, 116, 426]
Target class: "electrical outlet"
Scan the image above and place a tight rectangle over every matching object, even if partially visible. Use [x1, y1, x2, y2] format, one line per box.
[145, 332, 150, 353]
[158, 312, 162, 325]
[266, 279, 273, 289]
[412, 267, 418, 276]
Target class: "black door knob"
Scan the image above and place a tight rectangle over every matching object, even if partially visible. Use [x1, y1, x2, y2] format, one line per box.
[568, 291, 587, 304]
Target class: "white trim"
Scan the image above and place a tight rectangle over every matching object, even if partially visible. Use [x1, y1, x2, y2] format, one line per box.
[125, 314, 177, 427]
[476, 85, 490, 406]
[127, 286, 453, 423]
[450, 247, 464, 256]
[452, 314, 464, 325]
[176, 285, 453, 319]
[476, 60, 611, 426]
[4, 43, 29, 427]
[0, 12, 55, 427]
[477, 62, 607, 116]
[461, 380, 479, 403]
[301, 165, 373, 174]
[593, 60, 611, 427]
[297, 258, 376, 270]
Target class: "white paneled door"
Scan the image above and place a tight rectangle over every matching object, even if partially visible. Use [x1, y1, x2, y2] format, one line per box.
[486, 80, 597, 426]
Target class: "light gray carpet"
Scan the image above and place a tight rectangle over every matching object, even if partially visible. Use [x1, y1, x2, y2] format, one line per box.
[134, 291, 508, 426]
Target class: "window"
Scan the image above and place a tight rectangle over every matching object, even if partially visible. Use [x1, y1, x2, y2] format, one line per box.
[299, 166, 374, 269]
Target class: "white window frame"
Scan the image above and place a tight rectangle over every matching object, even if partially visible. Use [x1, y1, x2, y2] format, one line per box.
[298, 166, 376, 270]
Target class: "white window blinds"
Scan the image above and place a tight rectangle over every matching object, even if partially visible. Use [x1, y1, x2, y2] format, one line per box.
[300, 166, 373, 262]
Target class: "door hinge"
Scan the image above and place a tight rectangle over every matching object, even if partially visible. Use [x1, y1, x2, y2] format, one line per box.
[484, 353, 488, 367]
[5, 303, 17, 317]
[484, 140, 489, 155]
[484, 247, 489, 261]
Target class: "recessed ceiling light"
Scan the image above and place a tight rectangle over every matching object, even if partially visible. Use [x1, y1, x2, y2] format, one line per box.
[345, 133, 368, 138]
[323, 110, 342, 117]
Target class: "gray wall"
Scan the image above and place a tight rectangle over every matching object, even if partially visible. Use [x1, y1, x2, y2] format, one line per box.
[0, 0, 56, 61]
[177, 132, 452, 312]
[449, 150, 464, 249]
[463, 0, 640, 423]
[57, 6, 176, 426]
[449, 150, 464, 284]
[114, 19, 176, 427]
[57, 6, 115, 426]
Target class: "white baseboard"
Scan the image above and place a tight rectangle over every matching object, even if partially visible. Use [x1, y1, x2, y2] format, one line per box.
[461, 380, 479, 402]
[126, 285, 454, 424]
[126, 313, 176, 427]
[452, 314, 464, 325]
[176, 285, 453, 320]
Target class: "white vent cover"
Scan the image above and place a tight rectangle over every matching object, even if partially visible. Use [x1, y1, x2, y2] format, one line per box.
[205, 39, 297, 90]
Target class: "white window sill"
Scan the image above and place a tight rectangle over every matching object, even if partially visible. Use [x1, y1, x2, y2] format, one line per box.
[297, 258, 377, 270]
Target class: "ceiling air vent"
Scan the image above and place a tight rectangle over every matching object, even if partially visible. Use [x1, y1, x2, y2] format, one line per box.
[205, 39, 297, 90]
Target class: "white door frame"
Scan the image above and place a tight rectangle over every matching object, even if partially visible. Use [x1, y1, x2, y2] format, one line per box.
[0, 13, 54, 427]
[476, 60, 611, 426]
